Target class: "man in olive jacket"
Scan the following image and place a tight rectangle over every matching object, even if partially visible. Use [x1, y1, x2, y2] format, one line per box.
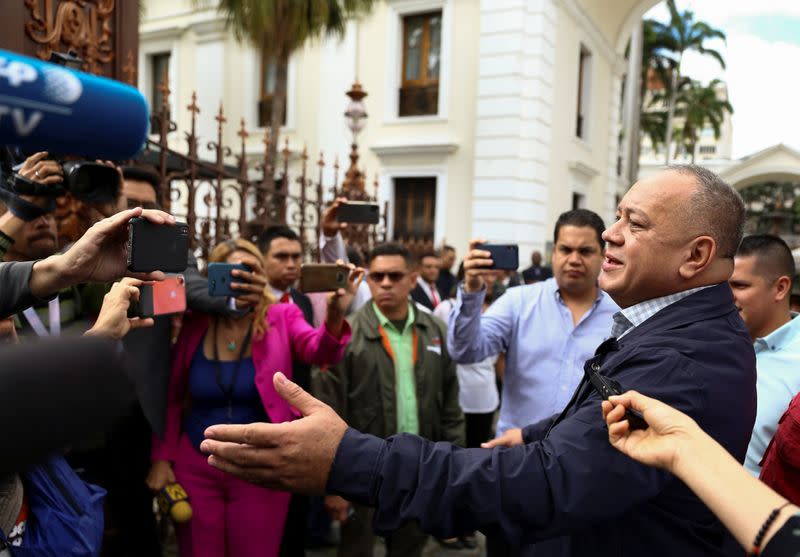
[314, 242, 464, 557]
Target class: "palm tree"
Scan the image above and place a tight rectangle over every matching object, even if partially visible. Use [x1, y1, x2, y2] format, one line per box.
[672, 78, 733, 163]
[654, 0, 726, 164]
[213, 0, 376, 170]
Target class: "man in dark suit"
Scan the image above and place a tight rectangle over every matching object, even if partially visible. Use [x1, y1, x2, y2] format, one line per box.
[256, 226, 314, 557]
[521, 250, 553, 284]
[202, 164, 756, 557]
[436, 245, 457, 299]
[410, 251, 441, 311]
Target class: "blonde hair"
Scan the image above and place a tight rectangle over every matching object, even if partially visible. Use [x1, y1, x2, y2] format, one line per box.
[208, 238, 275, 339]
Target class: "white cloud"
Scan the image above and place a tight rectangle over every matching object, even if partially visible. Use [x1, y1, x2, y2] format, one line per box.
[645, 1, 800, 158]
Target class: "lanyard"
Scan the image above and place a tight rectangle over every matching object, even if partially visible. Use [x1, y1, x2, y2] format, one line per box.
[212, 320, 253, 421]
[22, 297, 60, 337]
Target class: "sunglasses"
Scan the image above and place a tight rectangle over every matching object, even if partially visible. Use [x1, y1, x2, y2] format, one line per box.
[367, 271, 407, 283]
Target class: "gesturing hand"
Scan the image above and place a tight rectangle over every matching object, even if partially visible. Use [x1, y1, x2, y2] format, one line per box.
[201, 372, 348, 495]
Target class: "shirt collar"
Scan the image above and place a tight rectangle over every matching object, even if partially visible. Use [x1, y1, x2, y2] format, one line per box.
[754, 313, 800, 353]
[270, 285, 289, 301]
[372, 302, 415, 333]
[612, 284, 717, 339]
[550, 277, 605, 305]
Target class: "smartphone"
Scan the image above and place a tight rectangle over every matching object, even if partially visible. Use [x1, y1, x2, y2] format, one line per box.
[299, 263, 349, 293]
[476, 243, 519, 271]
[127, 217, 189, 273]
[587, 371, 648, 431]
[128, 275, 186, 318]
[335, 202, 380, 224]
[207, 263, 250, 297]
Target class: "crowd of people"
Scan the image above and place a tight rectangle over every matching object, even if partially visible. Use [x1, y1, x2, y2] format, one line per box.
[1, 150, 800, 557]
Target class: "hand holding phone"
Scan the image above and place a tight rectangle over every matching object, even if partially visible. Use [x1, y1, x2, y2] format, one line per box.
[587, 367, 648, 431]
[208, 263, 251, 297]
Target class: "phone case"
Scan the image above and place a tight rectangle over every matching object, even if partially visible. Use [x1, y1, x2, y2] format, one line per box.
[335, 202, 380, 224]
[127, 217, 190, 273]
[478, 244, 519, 271]
[299, 264, 348, 293]
[151, 275, 186, 316]
[207, 263, 249, 297]
[129, 276, 186, 318]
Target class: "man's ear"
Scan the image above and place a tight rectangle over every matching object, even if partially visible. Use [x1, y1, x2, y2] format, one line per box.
[678, 236, 716, 280]
[774, 275, 792, 304]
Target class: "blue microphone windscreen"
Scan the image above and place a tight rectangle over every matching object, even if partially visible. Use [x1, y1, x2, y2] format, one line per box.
[0, 49, 149, 160]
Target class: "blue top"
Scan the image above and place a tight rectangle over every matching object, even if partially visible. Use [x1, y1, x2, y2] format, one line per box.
[745, 314, 800, 475]
[184, 343, 268, 450]
[448, 278, 617, 434]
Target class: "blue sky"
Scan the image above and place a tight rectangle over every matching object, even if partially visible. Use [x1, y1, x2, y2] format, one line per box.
[645, 0, 800, 158]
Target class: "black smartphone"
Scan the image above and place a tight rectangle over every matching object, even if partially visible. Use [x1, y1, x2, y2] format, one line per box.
[207, 263, 250, 297]
[127, 217, 189, 273]
[476, 243, 519, 271]
[587, 371, 648, 431]
[336, 202, 380, 224]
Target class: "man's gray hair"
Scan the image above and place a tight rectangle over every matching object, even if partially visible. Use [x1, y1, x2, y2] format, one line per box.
[666, 164, 745, 259]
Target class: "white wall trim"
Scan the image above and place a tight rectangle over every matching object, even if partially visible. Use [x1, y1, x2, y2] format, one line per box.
[383, 0, 453, 124]
[557, 0, 621, 65]
[138, 38, 178, 123]
[371, 140, 458, 157]
[378, 166, 448, 245]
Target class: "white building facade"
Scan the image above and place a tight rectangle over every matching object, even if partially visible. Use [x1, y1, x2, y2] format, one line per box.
[139, 0, 662, 259]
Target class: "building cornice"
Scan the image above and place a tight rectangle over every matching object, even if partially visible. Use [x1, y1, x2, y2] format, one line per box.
[370, 140, 458, 157]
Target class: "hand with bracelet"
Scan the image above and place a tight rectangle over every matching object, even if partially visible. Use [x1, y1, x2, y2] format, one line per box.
[603, 391, 798, 556]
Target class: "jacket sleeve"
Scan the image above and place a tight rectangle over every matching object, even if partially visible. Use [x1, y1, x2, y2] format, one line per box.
[313, 346, 351, 421]
[326, 349, 703, 545]
[286, 304, 352, 366]
[0, 260, 53, 318]
[447, 285, 516, 364]
[440, 329, 465, 446]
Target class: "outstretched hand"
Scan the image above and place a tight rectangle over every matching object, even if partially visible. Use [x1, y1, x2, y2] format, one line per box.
[201, 372, 348, 494]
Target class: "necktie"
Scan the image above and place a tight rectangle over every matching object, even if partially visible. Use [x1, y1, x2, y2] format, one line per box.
[429, 284, 439, 308]
[280, 292, 290, 304]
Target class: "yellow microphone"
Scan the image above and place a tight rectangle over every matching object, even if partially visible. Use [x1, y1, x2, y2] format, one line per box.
[156, 482, 193, 523]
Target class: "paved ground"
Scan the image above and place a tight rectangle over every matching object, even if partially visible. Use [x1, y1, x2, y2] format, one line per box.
[307, 530, 486, 557]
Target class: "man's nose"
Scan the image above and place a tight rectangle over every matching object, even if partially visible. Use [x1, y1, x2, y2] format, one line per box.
[603, 221, 622, 245]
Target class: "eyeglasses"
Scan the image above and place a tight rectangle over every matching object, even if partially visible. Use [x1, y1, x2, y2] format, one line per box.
[367, 271, 407, 283]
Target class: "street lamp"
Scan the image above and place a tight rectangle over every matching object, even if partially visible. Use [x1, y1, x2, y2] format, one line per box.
[342, 81, 368, 193]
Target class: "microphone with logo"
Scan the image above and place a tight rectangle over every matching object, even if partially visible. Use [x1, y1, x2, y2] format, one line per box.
[0, 49, 148, 160]
[156, 482, 193, 524]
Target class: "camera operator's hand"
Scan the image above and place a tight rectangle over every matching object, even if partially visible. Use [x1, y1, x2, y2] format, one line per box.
[88, 160, 125, 219]
[86, 277, 153, 340]
[29, 207, 175, 298]
[463, 238, 495, 293]
[146, 460, 176, 492]
[229, 251, 268, 309]
[321, 197, 349, 237]
[326, 260, 364, 336]
[17, 151, 63, 186]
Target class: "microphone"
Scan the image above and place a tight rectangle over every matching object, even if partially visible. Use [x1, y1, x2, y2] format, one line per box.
[0, 49, 149, 160]
[156, 482, 193, 523]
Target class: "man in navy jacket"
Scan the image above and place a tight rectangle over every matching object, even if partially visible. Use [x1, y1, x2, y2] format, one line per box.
[201, 165, 757, 557]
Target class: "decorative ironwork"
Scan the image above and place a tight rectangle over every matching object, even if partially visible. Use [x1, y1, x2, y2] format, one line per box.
[129, 74, 388, 264]
[121, 48, 136, 85]
[24, 0, 115, 74]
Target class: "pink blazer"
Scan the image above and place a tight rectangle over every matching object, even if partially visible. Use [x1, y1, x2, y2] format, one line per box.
[152, 303, 351, 461]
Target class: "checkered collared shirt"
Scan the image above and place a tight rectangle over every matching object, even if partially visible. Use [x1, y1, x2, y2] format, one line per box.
[610, 285, 718, 340]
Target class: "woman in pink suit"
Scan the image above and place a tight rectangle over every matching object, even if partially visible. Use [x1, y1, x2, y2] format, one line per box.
[146, 239, 360, 557]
